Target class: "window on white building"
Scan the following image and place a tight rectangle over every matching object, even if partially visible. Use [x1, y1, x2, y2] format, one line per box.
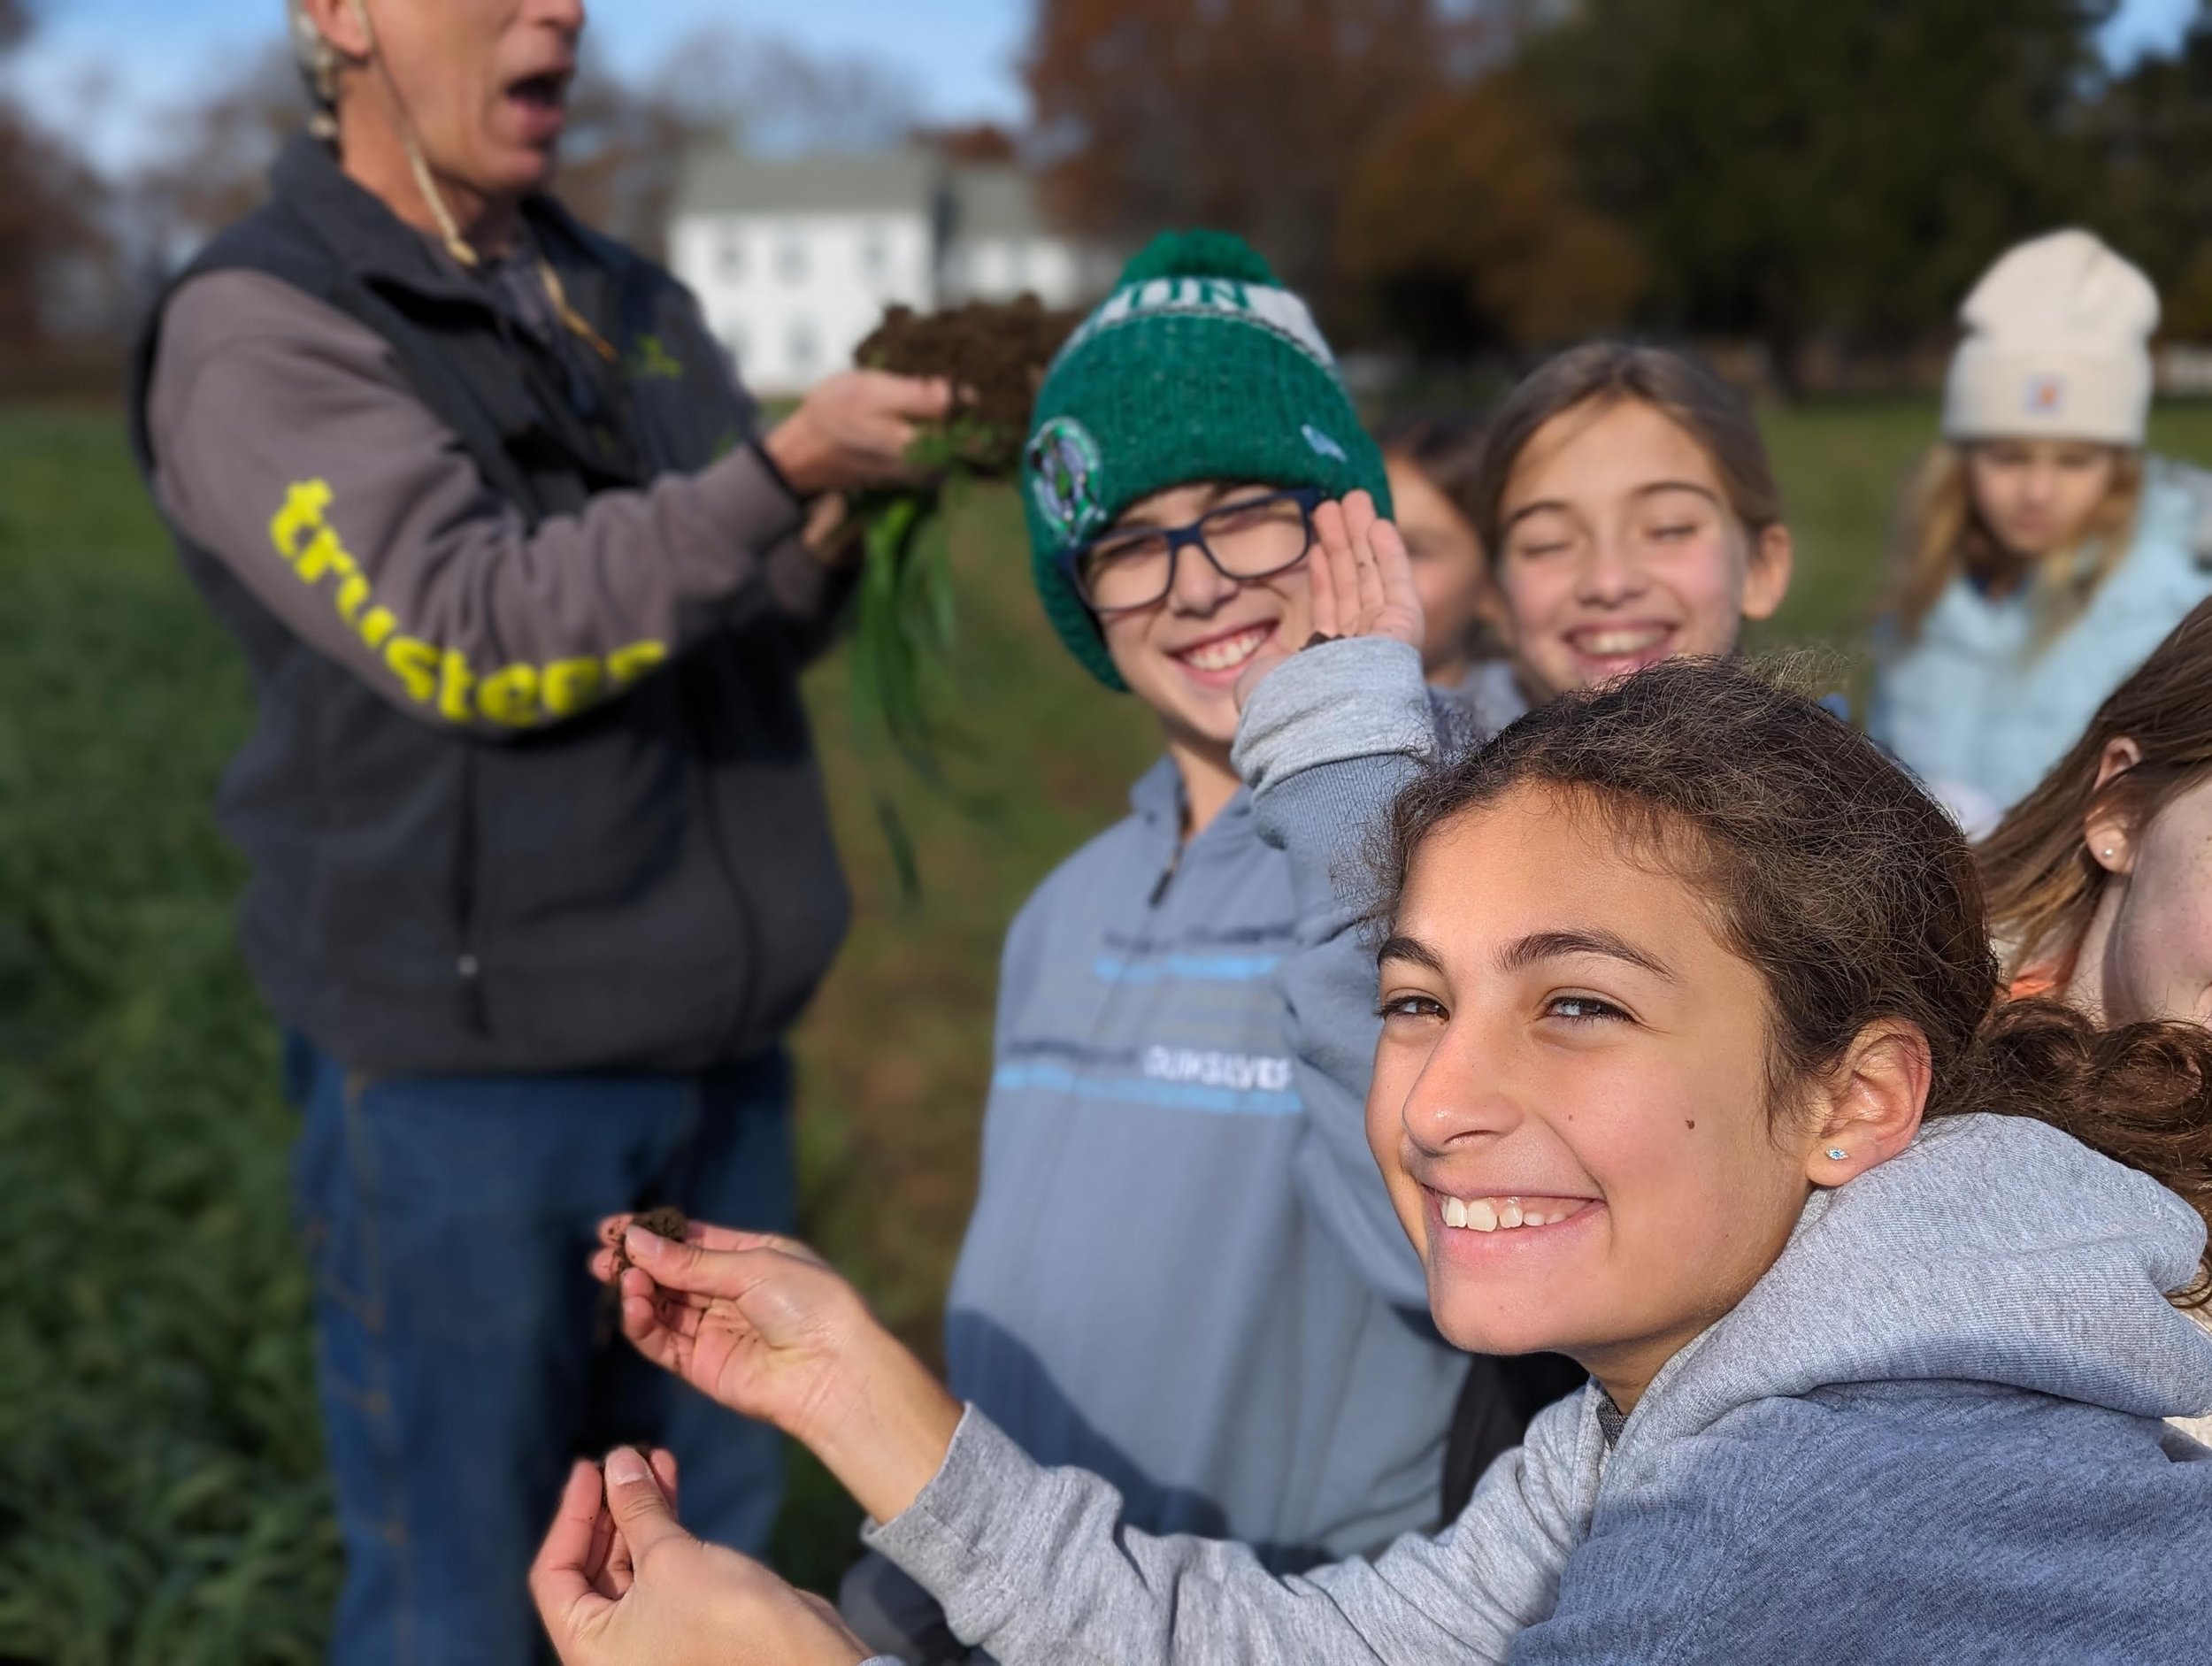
[1004, 241, 1029, 289]
[718, 233, 744, 283]
[787, 319, 819, 380]
[779, 235, 808, 285]
[860, 225, 890, 282]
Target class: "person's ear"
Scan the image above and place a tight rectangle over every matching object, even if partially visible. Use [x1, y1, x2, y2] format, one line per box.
[1740, 524, 1793, 624]
[1802, 1018, 1928, 1186]
[2084, 736, 2144, 877]
[301, 0, 374, 61]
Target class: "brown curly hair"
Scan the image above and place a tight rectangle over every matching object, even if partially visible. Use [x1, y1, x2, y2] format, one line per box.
[1374, 656, 2212, 1301]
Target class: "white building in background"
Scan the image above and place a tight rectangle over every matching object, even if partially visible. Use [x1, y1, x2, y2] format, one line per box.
[670, 149, 1116, 395]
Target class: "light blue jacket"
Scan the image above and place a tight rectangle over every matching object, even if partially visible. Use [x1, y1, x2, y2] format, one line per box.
[1869, 460, 2212, 810]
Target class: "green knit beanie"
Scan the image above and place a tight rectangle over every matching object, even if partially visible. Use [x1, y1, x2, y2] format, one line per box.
[1022, 230, 1391, 690]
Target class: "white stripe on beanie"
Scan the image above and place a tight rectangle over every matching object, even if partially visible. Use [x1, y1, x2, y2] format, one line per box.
[1056, 276, 1340, 376]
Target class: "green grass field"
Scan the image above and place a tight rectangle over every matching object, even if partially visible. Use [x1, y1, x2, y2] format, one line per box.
[3, 399, 2208, 1659]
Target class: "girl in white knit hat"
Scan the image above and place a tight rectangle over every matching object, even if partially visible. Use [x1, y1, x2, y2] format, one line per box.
[1868, 228, 2212, 814]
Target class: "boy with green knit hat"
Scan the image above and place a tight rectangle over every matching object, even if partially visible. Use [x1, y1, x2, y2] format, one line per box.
[841, 231, 1472, 1660]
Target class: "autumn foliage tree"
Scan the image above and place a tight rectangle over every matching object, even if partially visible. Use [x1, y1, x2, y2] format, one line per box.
[1338, 73, 1644, 353]
[1025, 0, 1468, 316]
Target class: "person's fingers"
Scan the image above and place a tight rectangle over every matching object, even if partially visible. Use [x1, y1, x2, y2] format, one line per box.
[625, 1231, 826, 1309]
[1316, 501, 1369, 633]
[1311, 501, 1356, 624]
[866, 416, 924, 460]
[624, 1229, 731, 1300]
[602, 1446, 689, 1564]
[530, 1460, 617, 1636]
[1371, 516, 1423, 626]
[618, 1290, 691, 1372]
[680, 1222, 772, 1254]
[602, 1450, 676, 1600]
[873, 372, 955, 420]
[650, 1447, 680, 1520]
[649, 1221, 819, 1261]
[1312, 498, 1350, 561]
[623, 1269, 709, 1344]
[586, 1494, 620, 1598]
[1340, 492, 1386, 625]
[1342, 488, 1379, 546]
[1307, 530, 1340, 639]
[620, 1263, 693, 1314]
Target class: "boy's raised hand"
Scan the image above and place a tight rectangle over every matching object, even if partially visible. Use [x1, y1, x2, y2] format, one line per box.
[1234, 489, 1426, 711]
[591, 1217, 962, 1526]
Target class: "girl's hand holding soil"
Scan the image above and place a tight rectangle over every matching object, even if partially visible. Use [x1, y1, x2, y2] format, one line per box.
[1233, 488, 1427, 711]
[532, 1444, 868, 1666]
[593, 1217, 963, 1526]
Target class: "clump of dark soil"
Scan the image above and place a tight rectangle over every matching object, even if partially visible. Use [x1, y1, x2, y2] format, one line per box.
[610, 1205, 688, 1280]
[854, 294, 1079, 475]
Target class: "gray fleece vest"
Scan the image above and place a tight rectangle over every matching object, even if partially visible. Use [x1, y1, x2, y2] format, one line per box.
[127, 136, 848, 1076]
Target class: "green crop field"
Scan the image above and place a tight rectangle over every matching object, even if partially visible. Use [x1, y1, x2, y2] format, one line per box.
[4, 398, 2209, 1660]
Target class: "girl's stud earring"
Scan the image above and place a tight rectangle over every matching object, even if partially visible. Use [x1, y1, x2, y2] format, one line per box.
[1825, 1148, 1849, 1162]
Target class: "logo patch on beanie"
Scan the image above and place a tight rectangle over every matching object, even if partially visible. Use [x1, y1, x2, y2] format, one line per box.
[1026, 417, 1107, 543]
[2026, 373, 2067, 416]
[1301, 423, 1348, 463]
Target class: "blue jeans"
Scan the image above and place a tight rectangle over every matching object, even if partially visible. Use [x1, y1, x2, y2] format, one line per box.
[288, 1036, 795, 1664]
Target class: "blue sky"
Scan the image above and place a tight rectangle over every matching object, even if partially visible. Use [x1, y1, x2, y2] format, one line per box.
[9, 0, 2200, 175]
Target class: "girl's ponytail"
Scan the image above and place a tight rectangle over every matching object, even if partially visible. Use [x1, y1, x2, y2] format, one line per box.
[1944, 999, 2212, 1305]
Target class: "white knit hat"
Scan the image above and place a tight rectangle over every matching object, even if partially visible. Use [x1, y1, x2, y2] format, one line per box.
[1942, 229, 2158, 447]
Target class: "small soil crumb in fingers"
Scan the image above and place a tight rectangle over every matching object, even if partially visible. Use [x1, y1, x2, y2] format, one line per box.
[610, 1205, 689, 1281]
[597, 1206, 690, 1340]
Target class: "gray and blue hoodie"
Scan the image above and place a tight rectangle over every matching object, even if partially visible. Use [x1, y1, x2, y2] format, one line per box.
[933, 756, 1469, 1571]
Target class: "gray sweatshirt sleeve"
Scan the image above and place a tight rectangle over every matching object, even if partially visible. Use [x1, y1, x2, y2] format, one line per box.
[864, 1400, 1592, 1664]
[1231, 638, 1440, 1310]
[144, 269, 824, 739]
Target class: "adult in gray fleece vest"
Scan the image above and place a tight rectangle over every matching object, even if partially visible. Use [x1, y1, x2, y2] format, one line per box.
[130, 7, 949, 1659]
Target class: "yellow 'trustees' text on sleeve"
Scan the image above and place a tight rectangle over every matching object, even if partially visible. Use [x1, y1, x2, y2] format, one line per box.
[267, 478, 668, 726]
[142, 270, 821, 741]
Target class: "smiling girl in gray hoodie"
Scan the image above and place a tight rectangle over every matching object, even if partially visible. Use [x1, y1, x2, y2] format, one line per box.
[538, 547, 2212, 1662]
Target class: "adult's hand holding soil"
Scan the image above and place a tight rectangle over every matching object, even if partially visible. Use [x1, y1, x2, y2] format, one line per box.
[762, 370, 955, 502]
[1233, 488, 1428, 712]
[532, 1444, 869, 1666]
[595, 1220, 963, 1527]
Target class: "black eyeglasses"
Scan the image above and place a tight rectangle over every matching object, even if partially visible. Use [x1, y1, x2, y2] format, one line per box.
[1061, 488, 1325, 613]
